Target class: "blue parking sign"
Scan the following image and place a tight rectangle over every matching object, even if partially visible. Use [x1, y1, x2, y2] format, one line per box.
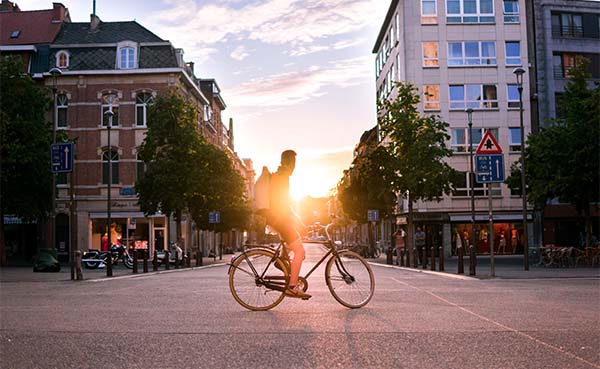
[51, 142, 74, 173]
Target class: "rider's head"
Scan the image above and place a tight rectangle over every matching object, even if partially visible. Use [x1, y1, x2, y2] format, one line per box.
[280, 150, 296, 174]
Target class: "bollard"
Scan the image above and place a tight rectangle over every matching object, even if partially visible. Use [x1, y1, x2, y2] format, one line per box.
[219, 244, 223, 261]
[75, 250, 83, 280]
[195, 252, 200, 267]
[422, 247, 427, 270]
[153, 250, 158, 272]
[430, 246, 436, 271]
[106, 251, 113, 277]
[412, 248, 418, 268]
[143, 250, 148, 273]
[186, 253, 191, 268]
[469, 246, 476, 276]
[458, 246, 464, 274]
[386, 247, 393, 265]
[164, 251, 170, 270]
[199, 248, 203, 266]
[438, 246, 444, 271]
[132, 249, 138, 274]
[174, 250, 179, 269]
[400, 249, 405, 267]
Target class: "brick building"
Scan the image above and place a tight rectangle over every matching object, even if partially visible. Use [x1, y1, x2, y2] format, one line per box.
[1, 2, 255, 262]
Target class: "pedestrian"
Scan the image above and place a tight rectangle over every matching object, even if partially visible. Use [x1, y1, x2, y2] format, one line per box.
[101, 232, 108, 252]
[394, 228, 406, 265]
[498, 229, 507, 254]
[415, 227, 426, 266]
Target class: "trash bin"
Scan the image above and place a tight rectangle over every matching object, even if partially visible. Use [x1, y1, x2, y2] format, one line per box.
[33, 248, 61, 272]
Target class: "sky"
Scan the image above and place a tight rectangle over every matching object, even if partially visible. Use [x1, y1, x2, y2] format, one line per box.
[18, 0, 389, 200]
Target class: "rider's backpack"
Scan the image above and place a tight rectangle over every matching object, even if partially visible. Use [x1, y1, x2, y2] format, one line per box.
[254, 166, 271, 215]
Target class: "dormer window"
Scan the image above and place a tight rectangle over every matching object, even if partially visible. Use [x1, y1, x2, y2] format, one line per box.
[10, 30, 21, 38]
[117, 41, 138, 69]
[56, 50, 69, 69]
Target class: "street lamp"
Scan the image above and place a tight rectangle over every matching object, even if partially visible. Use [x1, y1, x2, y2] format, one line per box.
[513, 66, 528, 271]
[466, 108, 476, 275]
[104, 109, 114, 277]
[49, 67, 62, 251]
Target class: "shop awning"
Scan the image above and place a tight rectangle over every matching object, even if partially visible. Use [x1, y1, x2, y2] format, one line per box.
[450, 213, 532, 222]
[89, 212, 164, 219]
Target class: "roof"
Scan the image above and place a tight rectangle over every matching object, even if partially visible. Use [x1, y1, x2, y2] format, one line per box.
[372, 0, 399, 54]
[0, 5, 69, 45]
[54, 21, 165, 44]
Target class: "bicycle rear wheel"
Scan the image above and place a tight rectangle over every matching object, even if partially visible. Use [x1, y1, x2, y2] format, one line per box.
[229, 249, 289, 311]
[325, 250, 374, 308]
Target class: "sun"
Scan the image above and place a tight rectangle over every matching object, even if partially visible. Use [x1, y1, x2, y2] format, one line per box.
[289, 165, 337, 201]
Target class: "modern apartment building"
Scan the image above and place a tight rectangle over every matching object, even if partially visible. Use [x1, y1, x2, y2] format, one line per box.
[373, 0, 533, 256]
[530, 0, 600, 246]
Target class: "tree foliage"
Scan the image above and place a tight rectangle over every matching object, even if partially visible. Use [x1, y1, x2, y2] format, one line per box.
[135, 90, 250, 240]
[0, 56, 53, 265]
[506, 57, 600, 246]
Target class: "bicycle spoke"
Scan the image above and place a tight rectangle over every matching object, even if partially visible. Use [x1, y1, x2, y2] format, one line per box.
[325, 250, 374, 309]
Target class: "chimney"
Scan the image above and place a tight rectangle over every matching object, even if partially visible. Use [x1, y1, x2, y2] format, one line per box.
[228, 118, 234, 149]
[90, 14, 101, 30]
[186, 62, 194, 74]
[51, 3, 67, 23]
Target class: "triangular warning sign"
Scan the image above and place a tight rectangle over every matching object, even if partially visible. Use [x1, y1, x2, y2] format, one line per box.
[476, 130, 503, 154]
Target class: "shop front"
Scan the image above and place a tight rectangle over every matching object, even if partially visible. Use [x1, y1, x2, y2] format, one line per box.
[88, 212, 167, 255]
[450, 213, 531, 255]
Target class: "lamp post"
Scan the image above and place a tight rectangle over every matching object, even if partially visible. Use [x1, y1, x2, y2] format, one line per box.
[49, 68, 62, 251]
[466, 108, 476, 275]
[104, 109, 114, 277]
[513, 66, 528, 271]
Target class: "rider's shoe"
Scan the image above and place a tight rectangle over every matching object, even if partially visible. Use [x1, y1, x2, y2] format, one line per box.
[285, 285, 311, 300]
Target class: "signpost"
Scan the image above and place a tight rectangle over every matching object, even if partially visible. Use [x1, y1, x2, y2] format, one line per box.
[475, 130, 505, 277]
[367, 209, 379, 222]
[51, 142, 74, 173]
[209, 211, 220, 260]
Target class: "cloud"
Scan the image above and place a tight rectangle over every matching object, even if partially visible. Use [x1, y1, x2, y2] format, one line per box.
[230, 45, 250, 61]
[149, 0, 380, 49]
[226, 55, 372, 108]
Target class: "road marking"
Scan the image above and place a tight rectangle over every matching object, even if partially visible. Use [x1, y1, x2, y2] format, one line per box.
[390, 277, 600, 369]
[371, 263, 478, 281]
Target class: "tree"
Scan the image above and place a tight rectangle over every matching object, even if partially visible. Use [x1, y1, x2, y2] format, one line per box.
[0, 56, 53, 266]
[135, 90, 204, 243]
[186, 142, 251, 233]
[506, 57, 600, 247]
[377, 82, 459, 255]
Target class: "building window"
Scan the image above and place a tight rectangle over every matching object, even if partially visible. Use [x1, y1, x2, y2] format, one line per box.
[552, 13, 583, 38]
[135, 93, 154, 127]
[117, 41, 137, 69]
[396, 53, 401, 80]
[421, 0, 438, 24]
[509, 127, 521, 151]
[423, 42, 439, 67]
[554, 93, 565, 120]
[57, 94, 68, 127]
[446, 0, 494, 24]
[448, 41, 496, 66]
[452, 172, 487, 197]
[102, 149, 119, 185]
[56, 50, 69, 69]
[452, 127, 499, 152]
[390, 22, 395, 47]
[395, 13, 400, 43]
[505, 41, 521, 65]
[507, 84, 520, 109]
[424, 85, 440, 110]
[449, 84, 498, 110]
[503, 0, 519, 23]
[101, 94, 119, 126]
[136, 152, 147, 182]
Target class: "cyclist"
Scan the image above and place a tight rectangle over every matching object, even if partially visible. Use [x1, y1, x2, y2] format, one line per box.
[266, 150, 311, 300]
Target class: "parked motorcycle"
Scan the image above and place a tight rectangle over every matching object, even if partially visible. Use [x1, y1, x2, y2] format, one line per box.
[155, 242, 183, 265]
[82, 244, 133, 269]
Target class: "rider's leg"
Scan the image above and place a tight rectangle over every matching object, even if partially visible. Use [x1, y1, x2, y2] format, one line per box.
[287, 238, 304, 287]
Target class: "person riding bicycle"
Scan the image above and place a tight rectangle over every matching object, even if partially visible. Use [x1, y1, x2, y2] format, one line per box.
[265, 150, 311, 300]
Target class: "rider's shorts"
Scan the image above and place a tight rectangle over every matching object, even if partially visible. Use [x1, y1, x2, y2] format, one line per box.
[267, 214, 300, 245]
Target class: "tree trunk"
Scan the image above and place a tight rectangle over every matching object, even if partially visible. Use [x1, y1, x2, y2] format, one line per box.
[174, 210, 183, 251]
[584, 206, 591, 248]
[407, 194, 414, 265]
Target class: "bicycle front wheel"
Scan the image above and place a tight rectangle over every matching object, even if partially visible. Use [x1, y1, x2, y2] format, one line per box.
[229, 249, 289, 311]
[325, 250, 375, 308]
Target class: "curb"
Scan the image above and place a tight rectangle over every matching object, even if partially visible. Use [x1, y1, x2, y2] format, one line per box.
[86, 262, 228, 283]
[369, 262, 478, 281]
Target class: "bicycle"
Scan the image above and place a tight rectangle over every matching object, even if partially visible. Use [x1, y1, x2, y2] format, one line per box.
[227, 223, 375, 311]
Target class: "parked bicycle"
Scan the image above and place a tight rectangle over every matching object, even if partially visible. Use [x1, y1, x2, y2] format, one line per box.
[227, 223, 375, 311]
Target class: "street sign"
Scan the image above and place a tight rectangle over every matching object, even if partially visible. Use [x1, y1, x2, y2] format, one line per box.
[51, 142, 74, 173]
[476, 130, 502, 154]
[367, 209, 379, 222]
[209, 211, 220, 224]
[476, 154, 505, 183]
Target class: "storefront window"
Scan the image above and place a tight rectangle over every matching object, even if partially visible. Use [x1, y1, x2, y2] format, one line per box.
[452, 223, 524, 255]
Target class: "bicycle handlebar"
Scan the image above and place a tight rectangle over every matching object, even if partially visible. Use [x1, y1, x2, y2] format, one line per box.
[308, 223, 335, 242]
